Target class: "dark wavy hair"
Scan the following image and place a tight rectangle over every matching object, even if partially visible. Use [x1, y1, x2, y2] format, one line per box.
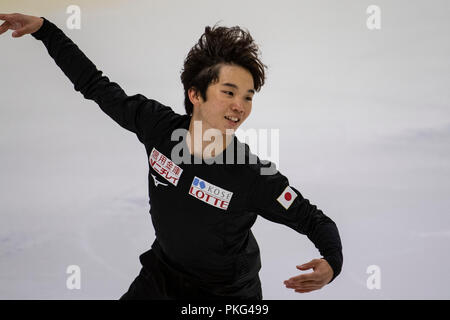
[180, 22, 268, 115]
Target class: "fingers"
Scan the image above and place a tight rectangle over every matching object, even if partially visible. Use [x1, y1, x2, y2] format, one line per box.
[294, 286, 322, 293]
[284, 279, 323, 293]
[287, 272, 318, 284]
[0, 13, 16, 22]
[284, 259, 330, 294]
[286, 281, 320, 289]
[284, 262, 324, 293]
[0, 13, 21, 37]
[285, 276, 319, 288]
[294, 288, 319, 294]
[0, 21, 10, 35]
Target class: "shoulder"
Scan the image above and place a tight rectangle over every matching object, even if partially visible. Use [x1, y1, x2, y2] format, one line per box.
[141, 98, 189, 139]
[229, 137, 281, 192]
[232, 137, 280, 182]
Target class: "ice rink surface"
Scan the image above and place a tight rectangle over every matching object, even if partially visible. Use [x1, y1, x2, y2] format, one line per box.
[0, 0, 449, 299]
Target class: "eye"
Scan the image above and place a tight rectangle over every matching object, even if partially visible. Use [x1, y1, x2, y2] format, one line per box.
[223, 91, 252, 101]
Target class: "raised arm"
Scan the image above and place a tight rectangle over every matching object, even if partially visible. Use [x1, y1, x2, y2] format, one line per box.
[0, 13, 177, 143]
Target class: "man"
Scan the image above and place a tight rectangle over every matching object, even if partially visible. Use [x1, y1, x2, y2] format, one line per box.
[0, 12, 343, 299]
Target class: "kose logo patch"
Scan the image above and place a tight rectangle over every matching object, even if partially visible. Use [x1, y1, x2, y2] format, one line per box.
[189, 176, 233, 211]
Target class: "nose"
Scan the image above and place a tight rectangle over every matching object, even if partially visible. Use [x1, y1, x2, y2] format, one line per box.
[231, 101, 245, 114]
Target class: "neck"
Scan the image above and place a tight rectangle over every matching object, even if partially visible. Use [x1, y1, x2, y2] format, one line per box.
[187, 119, 233, 159]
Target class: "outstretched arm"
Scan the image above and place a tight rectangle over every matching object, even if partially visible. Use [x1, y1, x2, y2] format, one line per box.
[0, 13, 176, 143]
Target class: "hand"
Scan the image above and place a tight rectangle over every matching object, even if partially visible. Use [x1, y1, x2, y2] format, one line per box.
[0, 13, 44, 38]
[284, 258, 333, 293]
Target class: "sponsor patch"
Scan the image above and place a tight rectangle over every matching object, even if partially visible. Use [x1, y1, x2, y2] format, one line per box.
[149, 148, 183, 186]
[277, 186, 297, 210]
[151, 174, 168, 187]
[188, 176, 233, 211]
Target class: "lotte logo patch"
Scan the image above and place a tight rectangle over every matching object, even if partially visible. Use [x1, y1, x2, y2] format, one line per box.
[277, 186, 297, 210]
[188, 176, 233, 211]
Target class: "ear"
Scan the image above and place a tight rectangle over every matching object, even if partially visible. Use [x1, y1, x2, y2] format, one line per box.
[188, 87, 202, 106]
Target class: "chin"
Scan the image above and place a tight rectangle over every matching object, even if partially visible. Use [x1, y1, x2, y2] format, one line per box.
[223, 127, 237, 136]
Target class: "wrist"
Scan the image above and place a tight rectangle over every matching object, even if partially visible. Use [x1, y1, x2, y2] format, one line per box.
[31, 17, 50, 39]
[36, 17, 44, 31]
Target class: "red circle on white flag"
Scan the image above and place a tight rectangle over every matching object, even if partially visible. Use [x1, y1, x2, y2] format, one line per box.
[284, 192, 292, 201]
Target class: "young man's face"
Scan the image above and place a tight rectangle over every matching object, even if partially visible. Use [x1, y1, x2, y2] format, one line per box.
[189, 64, 255, 135]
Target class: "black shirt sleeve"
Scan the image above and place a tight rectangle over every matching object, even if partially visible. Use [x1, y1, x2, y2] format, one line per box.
[246, 162, 343, 283]
[31, 17, 176, 143]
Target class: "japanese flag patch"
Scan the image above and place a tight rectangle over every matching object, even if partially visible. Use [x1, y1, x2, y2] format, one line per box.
[277, 186, 297, 210]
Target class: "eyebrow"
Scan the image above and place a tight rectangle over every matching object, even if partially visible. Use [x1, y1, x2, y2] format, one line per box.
[222, 83, 255, 94]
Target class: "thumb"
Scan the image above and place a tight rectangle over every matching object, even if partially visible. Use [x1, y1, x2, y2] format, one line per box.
[12, 27, 29, 38]
[296, 260, 317, 270]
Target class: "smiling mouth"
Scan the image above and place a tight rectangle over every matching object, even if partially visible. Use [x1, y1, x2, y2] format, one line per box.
[224, 115, 240, 123]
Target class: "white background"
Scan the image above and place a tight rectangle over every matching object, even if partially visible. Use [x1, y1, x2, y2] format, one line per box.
[0, 0, 449, 299]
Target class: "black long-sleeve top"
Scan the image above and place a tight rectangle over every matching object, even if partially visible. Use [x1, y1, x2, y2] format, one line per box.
[31, 17, 343, 295]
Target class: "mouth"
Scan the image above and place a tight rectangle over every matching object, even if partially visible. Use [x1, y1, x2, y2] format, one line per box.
[224, 115, 240, 124]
